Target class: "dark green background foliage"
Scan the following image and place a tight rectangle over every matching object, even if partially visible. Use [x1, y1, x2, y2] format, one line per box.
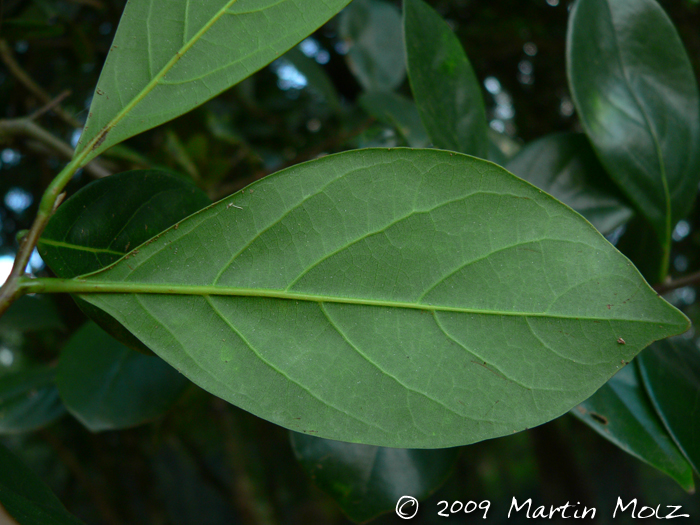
[1, 0, 700, 523]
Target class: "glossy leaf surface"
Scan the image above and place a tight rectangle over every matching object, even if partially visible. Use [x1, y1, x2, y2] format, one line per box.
[638, 338, 700, 475]
[74, 149, 688, 448]
[339, 0, 405, 93]
[56, 322, 189, 432]
[291, 432, 458, 522]
[506, 133, 634, 235]
[567, 0, 700, 258]
[0, 367, 64, 434]
[0, 443, 84, 525]
[74, 0, 352, 163]
[39, 170, 210, 277]
[39, 169, 211, 353]
[404, 0, 488, 157]
[571, 364, 694, 491]
[359, 92, 429, 147]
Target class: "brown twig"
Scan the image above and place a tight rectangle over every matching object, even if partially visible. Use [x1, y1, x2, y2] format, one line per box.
[653, 270, 700, 295]
[29, 90, 73, 121]
[39, 429, 122, 525]
[0, 117, 112, 178]
[0, 40, 82, 129]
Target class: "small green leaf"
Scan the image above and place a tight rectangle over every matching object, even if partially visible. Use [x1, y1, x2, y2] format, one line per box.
[359, 91, 429, 147]
[638, 338, 700, 476]
[56, 322, 189, 432]
[0, 443, 85, 525]
[506, 133, 634, 235]
[39, 170, 210, 278]
[66, 148, 689, 448]
[339, 0, 406, 93]
[0, 367, 64, 434]
[567, 0, 700, 269]
[571, 364, 694, 492]
[291, 432, 458, 522]
[38, 169, 211, 354]
[74, 0, 352, 164]
[404, 0, 488, 157]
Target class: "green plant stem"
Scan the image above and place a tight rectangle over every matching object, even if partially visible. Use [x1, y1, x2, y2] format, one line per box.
[0, 156, 82, 317]
[660, 238, 671, 284]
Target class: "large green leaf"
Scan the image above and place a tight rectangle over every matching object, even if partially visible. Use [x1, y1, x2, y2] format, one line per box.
[506, 133, 634, 235]
[403, 0, 488, 158]
[638, 338, 700, 476]
[291, 432, 458, 522]
[339, 0, 405, 93]
[0, 443, 85, 525]
[38, 169, 211, 353]
[73, 0, 352, 164]
[56, 322, 189, 432]
[567, 0, 700, 269]
[571, 364, 694, 491]
[0, 367, 65, 434]
[52, 149, 689, 448]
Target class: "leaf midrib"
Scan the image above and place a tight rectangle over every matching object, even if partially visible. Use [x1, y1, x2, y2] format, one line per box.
[30, 278, 680, 326]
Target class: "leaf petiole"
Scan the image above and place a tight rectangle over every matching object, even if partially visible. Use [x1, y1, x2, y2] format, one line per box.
[0, 156, 83, 317]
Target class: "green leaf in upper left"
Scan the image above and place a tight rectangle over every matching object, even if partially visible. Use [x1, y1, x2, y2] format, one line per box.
[74, 0, 353, 165]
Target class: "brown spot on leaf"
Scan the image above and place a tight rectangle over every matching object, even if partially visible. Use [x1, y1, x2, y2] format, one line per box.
[590, 413, 608, 425]
[92, 128, 110, 151]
